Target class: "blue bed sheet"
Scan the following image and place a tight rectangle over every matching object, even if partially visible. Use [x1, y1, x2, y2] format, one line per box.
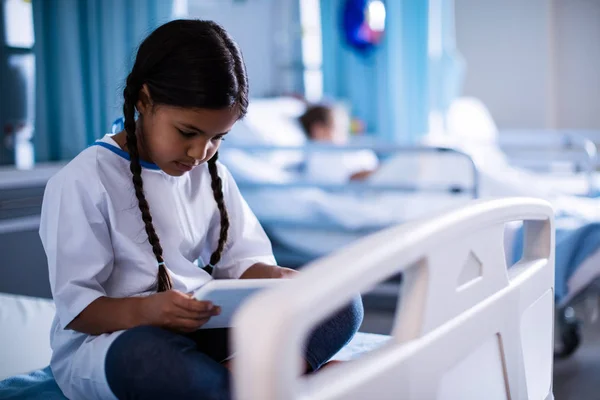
[0, 333, 389, 399]
[512, 216, 600, 302]
[0, 366, 65, 400]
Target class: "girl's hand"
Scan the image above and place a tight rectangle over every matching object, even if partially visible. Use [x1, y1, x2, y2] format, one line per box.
[139, 290, 221, 333]
[277, 267, 299, 279]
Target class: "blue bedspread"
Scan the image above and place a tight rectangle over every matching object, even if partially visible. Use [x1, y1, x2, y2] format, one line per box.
[0, 366, 66, 400]
[513, 216, 600, 303]
[0, 333, 389, 399]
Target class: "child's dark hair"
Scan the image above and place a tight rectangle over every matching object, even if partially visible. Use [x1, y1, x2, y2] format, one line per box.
[123, 19, 248, 292]
[298, 105, 333, 139]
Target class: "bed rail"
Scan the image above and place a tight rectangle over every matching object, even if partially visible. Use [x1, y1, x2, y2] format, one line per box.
[233, 197, 555, 400]
[499, 129, 599, 195]
[222, 144, 480, 198]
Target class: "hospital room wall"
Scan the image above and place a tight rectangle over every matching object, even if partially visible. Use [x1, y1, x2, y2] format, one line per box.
[455, 0, 600, 131]
[553, 0, 600, 131]
[187, 0, 303, 97]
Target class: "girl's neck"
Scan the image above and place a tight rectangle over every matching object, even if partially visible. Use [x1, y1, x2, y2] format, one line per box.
[112, 131, 128, 151]
[112, 130, 153, 164]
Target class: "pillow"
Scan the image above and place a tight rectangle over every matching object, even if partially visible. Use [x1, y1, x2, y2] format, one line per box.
[242, 97, 307, 147]
[446, 96, 499, 145]
[219, 149, 296, 184]
[226, 97, 308, 170]
[0, 293, 55, 379]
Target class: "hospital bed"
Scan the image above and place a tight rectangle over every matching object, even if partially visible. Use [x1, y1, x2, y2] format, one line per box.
[499, 130, 597, 173]
[440, 98, 600, 358]
[218, 140, 600, 360]
[0, 197, 555, 399]
[443, 97, 600, 198]
[217, 139, 501, 268]
[183, 95, 598, 360]
[227, 144, 479, 195]
[219, 142, 479, 267]
[222, 95, 599, 200]
[220, 142, 482, 312]
[235, 197, 555, 399]
[498, 129, 599, 197]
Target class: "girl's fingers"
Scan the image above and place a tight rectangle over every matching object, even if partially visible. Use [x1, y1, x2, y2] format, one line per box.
[175, 296, 215, 313]
[174, 306, 220, 320]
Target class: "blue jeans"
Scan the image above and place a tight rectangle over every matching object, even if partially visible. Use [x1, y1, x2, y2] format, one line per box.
[105, 296, 363, 400]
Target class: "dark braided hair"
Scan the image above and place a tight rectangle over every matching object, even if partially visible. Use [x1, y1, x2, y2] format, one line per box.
[122, 20, 248, 291]
[207, 153, 230, 270]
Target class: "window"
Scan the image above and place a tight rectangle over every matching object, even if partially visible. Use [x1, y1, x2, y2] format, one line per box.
[2, 0, 35, 167]
[3, 0, 34, 48]
[299, 0, 323, 102]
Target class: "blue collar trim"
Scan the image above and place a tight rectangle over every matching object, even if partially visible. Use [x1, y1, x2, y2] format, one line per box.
[91, 142, 161, 170]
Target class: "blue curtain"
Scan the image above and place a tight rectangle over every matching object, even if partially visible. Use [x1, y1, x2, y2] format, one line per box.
[32, 0, 173, 162]
[384, 0, 429, 144]
[321, 0, 429, 144]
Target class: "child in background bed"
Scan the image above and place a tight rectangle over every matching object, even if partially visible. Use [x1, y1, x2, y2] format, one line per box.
[39, 20, 363, 400]
[299, 104, 379, 183]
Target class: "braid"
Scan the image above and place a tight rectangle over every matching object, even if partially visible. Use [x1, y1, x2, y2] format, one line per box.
[200, 23, 238, 275]
[205, 152, 230, 274]
[123, 76, 173, 292]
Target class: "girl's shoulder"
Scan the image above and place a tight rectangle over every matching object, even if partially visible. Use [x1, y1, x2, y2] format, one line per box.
[45, 145, 107, 197]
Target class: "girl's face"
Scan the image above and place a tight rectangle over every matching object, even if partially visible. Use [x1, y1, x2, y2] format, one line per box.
[136, 94, 239, 176]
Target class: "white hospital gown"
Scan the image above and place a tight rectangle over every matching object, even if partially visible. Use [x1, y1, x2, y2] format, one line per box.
[39, 134, 275, 400]
[304, 149, 379, 184]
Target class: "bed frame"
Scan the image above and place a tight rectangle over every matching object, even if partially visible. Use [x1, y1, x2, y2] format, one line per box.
[233, 198, 555, 400]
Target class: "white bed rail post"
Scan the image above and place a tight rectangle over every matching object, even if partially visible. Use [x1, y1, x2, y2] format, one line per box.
[232, 198, 555, 400]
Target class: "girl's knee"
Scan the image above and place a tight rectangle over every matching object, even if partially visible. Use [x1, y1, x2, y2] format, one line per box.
[105, 326, 194, 397]
[304, 296, 364, 371]
[339, 296, 364, 335]
[107, 326, 189, 362]
[105, 326, 231, 399]
[329, 296, 364, 351]
[201, 371, 231, 400]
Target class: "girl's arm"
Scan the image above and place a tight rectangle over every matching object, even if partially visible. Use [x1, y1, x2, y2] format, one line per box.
[239, 263, 298, 279]
[66, 296, 146, 335]
[67, 291, 219, 335]
[69, 263, 295, 335]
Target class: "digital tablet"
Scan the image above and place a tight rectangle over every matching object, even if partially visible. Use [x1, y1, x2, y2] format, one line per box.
[192, 279, 284, 329]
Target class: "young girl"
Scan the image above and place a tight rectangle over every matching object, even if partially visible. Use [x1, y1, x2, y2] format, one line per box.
[39, 20, 363, 400]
